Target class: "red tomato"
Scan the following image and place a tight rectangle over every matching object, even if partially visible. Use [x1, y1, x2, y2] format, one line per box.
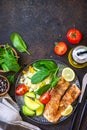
[66, 28, 82, 44]
[40, 92, 51, 104]
[15, 84, 29, 96]
[54, 42, 68, 56]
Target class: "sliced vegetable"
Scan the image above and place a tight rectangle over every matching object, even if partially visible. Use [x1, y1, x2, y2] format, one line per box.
[22, 105, 35, 116]
[24, 91, 36, 98]
[35, 99, 44, 116]
[15, 84, 29, 96]
[54, 42, 68, 56]
[10, 32, 30, 55]
[40, 92, 51, 104]
[24, 96, 40, 110]
[66, 28, 82, 44]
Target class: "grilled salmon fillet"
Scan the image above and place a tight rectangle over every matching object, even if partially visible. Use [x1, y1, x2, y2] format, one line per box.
[43, 77, 70, 122]
[44, 83, 81, 123]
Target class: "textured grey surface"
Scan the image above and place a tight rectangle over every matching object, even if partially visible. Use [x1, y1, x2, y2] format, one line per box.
[0, 0, 87, 130]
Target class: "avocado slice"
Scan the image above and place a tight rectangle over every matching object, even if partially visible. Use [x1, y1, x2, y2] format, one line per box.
[24, 96, 40, 110]
[22, 105, 35, 116]
[24, 92, 36, 98]
[35, 99, 44, 116]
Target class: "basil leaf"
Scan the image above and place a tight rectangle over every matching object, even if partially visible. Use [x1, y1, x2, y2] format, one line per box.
[31, 69, 50, 84]
[35, 84, 50, 95]
[10, 32, 30, 55]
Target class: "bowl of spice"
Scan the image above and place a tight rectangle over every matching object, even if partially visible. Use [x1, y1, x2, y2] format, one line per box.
[0, 75, 10, 96]
[0, 44, 19, 72]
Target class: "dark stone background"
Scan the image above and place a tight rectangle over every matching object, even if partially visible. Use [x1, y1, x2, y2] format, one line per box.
[0, 0, 87, 130]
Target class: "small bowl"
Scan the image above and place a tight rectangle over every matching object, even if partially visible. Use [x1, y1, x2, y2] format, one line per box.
[0, 75, 10, 96]
[0, 44, 18, 72]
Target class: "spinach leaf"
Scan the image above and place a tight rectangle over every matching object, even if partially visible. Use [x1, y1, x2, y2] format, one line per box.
[33, 60, 57, 70]
[7, 73, 15, 84]
[31, 69, 50, 84]
[10, 32, 30, 55]
[50, 76, 60, 87]
[50, 67, 60, 87]
[1, 64, 9, 71]
[35, 84, 51, 95]
[40, 60, 57, 70]
[4, 50, 21, 72]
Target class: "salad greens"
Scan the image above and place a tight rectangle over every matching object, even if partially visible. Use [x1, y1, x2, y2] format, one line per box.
[10, 32, 30, 55]
[7, 73, 16, 84]
[33, 60, 57, 70]
[0, 45, 20, 72]
[35, 84, 51, 95]
[31, 60, 60, 95]
[31, 68, 50, 84]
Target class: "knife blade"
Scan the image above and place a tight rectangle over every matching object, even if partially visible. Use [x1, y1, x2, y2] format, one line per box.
[70, 73, 87, 130]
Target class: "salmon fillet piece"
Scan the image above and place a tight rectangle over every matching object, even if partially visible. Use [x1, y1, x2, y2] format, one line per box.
[44, 84, 81, 123]
[43, 77, 70, 122]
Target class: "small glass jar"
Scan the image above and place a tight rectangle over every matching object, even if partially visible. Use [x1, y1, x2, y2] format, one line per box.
[68, 46, 87, 68]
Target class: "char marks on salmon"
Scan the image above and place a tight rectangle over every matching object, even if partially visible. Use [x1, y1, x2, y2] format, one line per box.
[43, 78, 81, 123]
[43, 77, 70, 122]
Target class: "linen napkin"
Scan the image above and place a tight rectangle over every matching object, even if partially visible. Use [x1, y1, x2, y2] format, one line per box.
[0, 94, 41, 130]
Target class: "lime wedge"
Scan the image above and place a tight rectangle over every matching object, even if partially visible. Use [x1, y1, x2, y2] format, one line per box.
[61, 105, 73, 116]
[62, 67, 75, 81]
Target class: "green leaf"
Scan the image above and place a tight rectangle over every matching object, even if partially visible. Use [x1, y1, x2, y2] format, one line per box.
[31, 69, 50, 84]
[7, 74, 15, 84]
[50, 76, 60, 88]
[1, 64, 9, 71]
[4, 51, 21, 72]
[10, 32, 30, 55]
[33, 60, 57, 70]
[35, 84, 50, 95]
[0, 59, 4, 65]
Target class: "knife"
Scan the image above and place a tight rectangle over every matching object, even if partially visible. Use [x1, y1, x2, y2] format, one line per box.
[70, 73, 87, 130]
[78, 97, 87, 130]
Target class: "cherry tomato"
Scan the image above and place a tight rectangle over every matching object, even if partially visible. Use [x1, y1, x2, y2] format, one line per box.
[54, 42, 68, 56]
[40, 92, 51, 104]
[15, 84, 29, 96]
[66, 28, 82, 44]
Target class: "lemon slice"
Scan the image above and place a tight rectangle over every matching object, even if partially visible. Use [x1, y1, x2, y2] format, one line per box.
[61, 105, 73, 116]
[62, 67, 75, 81]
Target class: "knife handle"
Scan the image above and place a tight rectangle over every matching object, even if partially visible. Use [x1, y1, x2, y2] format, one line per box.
[70, 103, 80, 130]
[77, 99, 87, 130]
